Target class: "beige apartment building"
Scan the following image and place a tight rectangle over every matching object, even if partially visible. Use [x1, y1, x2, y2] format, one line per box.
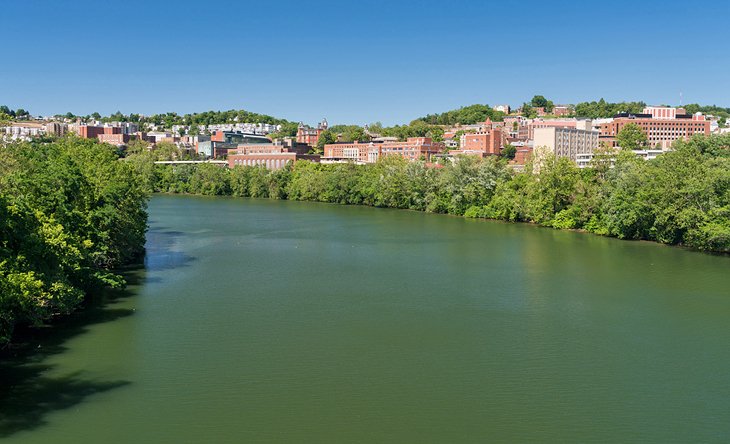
[533, 122, 599, 162]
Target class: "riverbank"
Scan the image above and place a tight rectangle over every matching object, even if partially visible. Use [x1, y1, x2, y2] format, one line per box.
[129, 133, 730, 255]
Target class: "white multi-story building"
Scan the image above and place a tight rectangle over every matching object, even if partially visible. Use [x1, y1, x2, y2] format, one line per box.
[202, 122, 281, 135]
[575, 149, 668, 168]
[147, 131, 175, 142]
[3, 122, 47, 140]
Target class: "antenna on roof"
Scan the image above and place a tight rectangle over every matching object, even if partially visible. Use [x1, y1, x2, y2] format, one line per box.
[679, 92, 683, 107]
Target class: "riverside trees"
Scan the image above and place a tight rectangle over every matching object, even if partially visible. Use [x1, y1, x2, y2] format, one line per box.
[0, 136, 148, 343]
[140, 133, 730, 254]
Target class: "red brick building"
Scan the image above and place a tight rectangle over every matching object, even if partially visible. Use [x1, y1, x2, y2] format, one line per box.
[323, 137, 445, 163]
[552, 106, 571, 117]
[77, 125, 121, 139]
[453, 126, 503, 156]
[77, 125, 131, 145]
[228, 140, 319, 170]
[296, 118, 328, 146]
[381, 137, 444, 161]
[323, 142, 380, 163]
[599, 108, 710, 149]
[97, 133, 130, 145]
[513, 146, 533, 166]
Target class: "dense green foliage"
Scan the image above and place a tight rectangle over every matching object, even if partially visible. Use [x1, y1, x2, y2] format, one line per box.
[520, 103, 537, 118]
[501, 144, 517, 159]
[414, 104, 505, 125]
[315, 129, 337, 152]
[573, 99, 647, 118]
[139, 133, 730, 255]
[616, 123, 649, 150]
[683, 104, 730, 126]
[327, 125, 371, 143]
[0, 136, 148, 343]
[322, 122, 446, 143]
[530, 95, 554, 113]
[0, 105, 31, 119]
[381, 121, 445, 142]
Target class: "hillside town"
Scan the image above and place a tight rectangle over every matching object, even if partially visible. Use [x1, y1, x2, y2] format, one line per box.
[2, 100, 728, 171]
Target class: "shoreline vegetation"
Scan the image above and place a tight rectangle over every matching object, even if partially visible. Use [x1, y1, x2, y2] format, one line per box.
[1, 133, 728, 344]
[126, 133, 730, 255]
[0, 137, 148, 345]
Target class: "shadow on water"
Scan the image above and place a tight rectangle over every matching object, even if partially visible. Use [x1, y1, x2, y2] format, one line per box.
[0, 267, 146, 438]
[144, 228, 196, 272]
[0, 228, 195, 437]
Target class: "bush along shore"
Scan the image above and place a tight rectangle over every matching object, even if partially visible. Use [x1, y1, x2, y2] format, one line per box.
[129, 133, 730, 254]
[0, 136, 148, 344]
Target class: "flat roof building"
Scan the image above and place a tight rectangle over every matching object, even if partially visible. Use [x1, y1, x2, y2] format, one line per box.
[527, 119, 578, 139]
[534, 126, 600, 162]
[323, 137, 445, 164]
[598, 110, 710, 149]
[324, 141, 381, 164]
[227, 140, 319, 170]
[200, 131, 271, 158]
[380, 137, 444, 162]
[453, 126, 503, 156]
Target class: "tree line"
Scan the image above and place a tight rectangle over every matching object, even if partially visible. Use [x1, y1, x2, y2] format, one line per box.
[0, 136, 149, 344]
[0, 106, 31, 121]
[414, 104, 506, 126]
[572, 99, 647, 118]
[131, 133, 730, 254]
[311, 121, 448, 151]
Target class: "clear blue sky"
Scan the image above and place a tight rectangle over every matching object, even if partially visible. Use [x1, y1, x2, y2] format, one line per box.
[2, 0, 727, 125]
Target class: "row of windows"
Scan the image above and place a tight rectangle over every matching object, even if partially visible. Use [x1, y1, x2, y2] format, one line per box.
[232, 158, 291, 168]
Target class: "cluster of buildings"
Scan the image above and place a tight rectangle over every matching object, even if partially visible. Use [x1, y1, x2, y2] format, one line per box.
[322, 137, 445, 164]
[436, 105, 714, 168]
[2, 120, 75, 140]
[1, 104, 723, 172]
[0, 119, 276, 160]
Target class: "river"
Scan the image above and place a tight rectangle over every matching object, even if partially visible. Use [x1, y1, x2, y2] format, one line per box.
[2, 194, 729, 443]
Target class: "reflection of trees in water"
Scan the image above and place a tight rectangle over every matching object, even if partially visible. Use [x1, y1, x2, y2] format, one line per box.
[0, 270, 146, 438]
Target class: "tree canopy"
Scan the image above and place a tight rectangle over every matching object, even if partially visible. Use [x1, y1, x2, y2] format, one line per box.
[0, 136, 149, 343]
[530, 95, 554, 113]
[616, 123, 648, 150]
[573, 99, 647, 118]
[414, 104, 505, 126]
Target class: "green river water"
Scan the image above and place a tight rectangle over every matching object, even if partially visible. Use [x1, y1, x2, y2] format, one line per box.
[2, 194, 729, 443]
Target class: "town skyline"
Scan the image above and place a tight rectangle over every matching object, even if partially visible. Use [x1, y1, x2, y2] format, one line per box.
[3, 0, 728, 125]
[1, 95, 723, 127]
